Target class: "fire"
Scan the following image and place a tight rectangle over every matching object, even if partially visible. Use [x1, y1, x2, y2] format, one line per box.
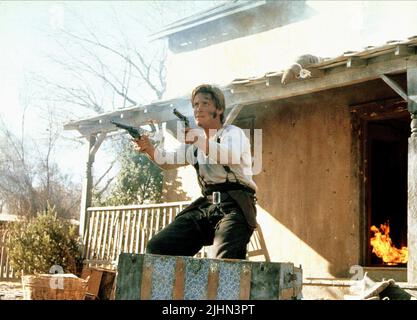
[370, 222, 408, 265]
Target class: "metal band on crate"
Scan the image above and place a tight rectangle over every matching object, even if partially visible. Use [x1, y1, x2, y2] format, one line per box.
[239, 263, 252, 300]
[206, 262, 219, 299]
[172, 257, 185, 299]
[140, 258, 153, 300]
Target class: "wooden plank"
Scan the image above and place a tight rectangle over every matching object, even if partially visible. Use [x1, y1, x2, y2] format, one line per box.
[0, 241, 5, 279]
[79, 135, 95, 238]
[172, 257, 185, 299]
[99, 269, 116, 300]
[407, 61, 417, 113]
[207, 263, 219, 299]
[82, 268, 103, 299]
[112, 211, 120, 261]
[163, 207, 169, 229]
[154, 207, 161, 235]
[86, 201, 191, 212]
[82, 266, 116, 300]
[84, 211, 94, 259]
[239, 263, 252, 300]
[4, 253, 10, 280]
[90, 212, 100, 260]
[96, 210, 105, 260]
[347, 57, 367, 68]
[141, 209, 148, 253]
[88, 211, 96, 260]
[140, 262, 153, 300]
[0, 231, 7, 279]
[224, 104, 244, 126]
[101, 211, 110, 260]
[129, 209, 137, 253]
[408, 125, 417, 283]
[149, 208, 155, 239]
[395, 44, 415, 57]
[118, 210, 126, 257]
[124, 209, 131, 253]
[169, 207, 175, 224]
[115, 253, 143, 300]
[89, 132, 107, 158]
[135, 209, 143, 253]
[380, 74, 408, 101]
[228, 55, 414, 107]
[279, 288, 295, 300]
[106, 210, 115, 261]
[161, 208, 167, 229]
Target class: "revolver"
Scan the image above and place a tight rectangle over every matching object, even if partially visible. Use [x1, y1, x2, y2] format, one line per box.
[111, 120, 141, 139]
[173, 108, 190, 128]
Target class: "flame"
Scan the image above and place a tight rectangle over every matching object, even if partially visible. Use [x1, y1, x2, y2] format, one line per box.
[370, 222, 408, 265]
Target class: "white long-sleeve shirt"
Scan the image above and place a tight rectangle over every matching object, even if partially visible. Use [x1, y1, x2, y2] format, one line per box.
[154, 125, 257, 192]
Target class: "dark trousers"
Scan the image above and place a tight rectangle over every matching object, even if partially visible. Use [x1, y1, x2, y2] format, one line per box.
[146, 198, 254, 259]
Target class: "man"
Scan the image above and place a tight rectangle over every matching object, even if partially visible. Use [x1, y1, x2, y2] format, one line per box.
[133, 84, 257, 259]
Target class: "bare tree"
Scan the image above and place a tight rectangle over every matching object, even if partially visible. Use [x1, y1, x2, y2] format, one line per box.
[36, 3, 168, 116]
[0, 101, 81, 218]
[29, 4, 171, 201]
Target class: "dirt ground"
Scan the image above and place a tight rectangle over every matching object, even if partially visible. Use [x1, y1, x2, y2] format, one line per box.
[0, 280, 23, 300]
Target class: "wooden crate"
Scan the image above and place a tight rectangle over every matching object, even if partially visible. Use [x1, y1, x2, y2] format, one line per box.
[81, 266, 116, 300]
[114, 253, 302, 300]
[21, 274, 87, 300]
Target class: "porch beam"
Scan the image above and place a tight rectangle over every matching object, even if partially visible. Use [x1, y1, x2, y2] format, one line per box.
[90, 132, 107, 158]
[65, 99, 192, 137]
[407, 60, 417, 283]
[395, 44, 415, 57]
[224, 104, 245, 125]
[226, 55, 416, 107]
[65, 55, 416, 138]
[380, 74, 409, 102]
[346, 57, 367, 69]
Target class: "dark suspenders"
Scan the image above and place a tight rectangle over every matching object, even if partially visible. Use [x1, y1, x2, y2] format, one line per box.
[192, 135, 240, 192]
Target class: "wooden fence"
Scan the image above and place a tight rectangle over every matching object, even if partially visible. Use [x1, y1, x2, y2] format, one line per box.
[82, 201, 269, 269]
[0, 227, 15, 280]
[82, 201, 198, 268]
[1, 201, 269, 279]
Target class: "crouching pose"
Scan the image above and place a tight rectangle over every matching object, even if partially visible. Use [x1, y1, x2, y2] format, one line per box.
[134, 84, 257, 259]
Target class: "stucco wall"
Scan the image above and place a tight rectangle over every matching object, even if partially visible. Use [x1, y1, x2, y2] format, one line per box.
[163, 1, 417, 99]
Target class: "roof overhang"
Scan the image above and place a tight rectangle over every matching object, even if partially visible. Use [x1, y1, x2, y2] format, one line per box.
[64, 38, 417, 138]
[149, 0, 267, 41]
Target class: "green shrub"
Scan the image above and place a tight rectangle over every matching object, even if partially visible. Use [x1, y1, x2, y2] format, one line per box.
[5, 205, 83, 276]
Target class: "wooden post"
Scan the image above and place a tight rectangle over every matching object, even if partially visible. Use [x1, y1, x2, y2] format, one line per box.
[79, 133, 107, 239]
[79, 135, 95, 239]
[407, 63, 417, 283]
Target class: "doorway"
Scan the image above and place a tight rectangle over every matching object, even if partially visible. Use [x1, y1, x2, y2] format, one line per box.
[365, 116, 409, 266]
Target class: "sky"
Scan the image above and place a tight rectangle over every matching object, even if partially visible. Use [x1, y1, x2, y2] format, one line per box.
[0, 1, 220, 184]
